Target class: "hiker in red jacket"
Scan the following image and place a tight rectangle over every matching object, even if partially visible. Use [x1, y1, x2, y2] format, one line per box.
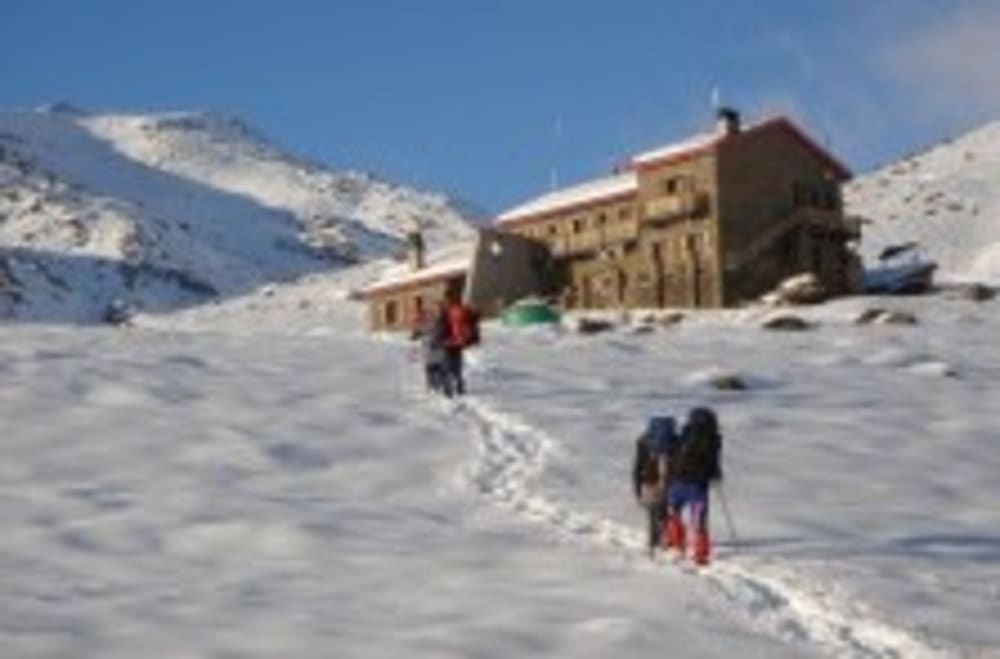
[443, 291, 480, 396]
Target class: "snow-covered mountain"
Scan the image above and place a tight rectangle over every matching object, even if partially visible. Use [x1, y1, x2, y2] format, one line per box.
[0, 104, 477, 322]
[846, 119, 1000, 283]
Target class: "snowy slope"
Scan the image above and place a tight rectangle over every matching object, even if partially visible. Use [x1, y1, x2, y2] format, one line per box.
[2, 288, 997, 658]
[846, 119, 1000, 283]
[0, 105, 476, 322]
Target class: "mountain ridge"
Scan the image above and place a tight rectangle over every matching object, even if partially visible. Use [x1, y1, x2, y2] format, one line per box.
[0, 105, 477, 322]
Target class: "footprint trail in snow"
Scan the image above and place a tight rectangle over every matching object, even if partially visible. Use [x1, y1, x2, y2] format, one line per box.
[452, 395, 954, 659]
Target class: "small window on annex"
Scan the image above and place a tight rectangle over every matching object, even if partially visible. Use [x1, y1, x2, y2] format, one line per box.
[385, 299, 399, 325]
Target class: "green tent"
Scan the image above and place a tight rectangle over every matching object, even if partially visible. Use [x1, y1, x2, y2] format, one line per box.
[501, 299, 561, 326]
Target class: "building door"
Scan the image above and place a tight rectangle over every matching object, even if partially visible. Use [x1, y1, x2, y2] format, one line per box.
[616, 269, 627, 307]
[651, 242, 666, 308]
[580, 275, 592, 308]
[686, 234, 702, 307]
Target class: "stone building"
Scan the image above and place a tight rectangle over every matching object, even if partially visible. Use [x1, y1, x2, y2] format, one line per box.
[361, 109, 861, 330]
[360, 229, 552, 332]
[496, 109, 861, 309]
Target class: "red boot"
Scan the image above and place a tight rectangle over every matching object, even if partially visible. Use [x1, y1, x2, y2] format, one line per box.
[693, 530, 712, 565]
[664, 515, 686, 554]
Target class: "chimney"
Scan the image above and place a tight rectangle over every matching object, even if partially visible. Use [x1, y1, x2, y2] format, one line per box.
[716, 106, 741, 137]
[406, 230, 425, 271]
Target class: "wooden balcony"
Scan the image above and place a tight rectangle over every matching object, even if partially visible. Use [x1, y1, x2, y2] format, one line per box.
[643, 192, 711, 226]
[722, 208, 859, 272]
[549, 221, 639, 257]
[801, 209, 862, 240]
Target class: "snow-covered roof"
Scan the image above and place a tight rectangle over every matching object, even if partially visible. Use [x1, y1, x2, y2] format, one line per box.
[497, 172, 637, 225]
[495, 115, 851, 227]
[360, 240, 474, 296]
[630, 130, 720, 167]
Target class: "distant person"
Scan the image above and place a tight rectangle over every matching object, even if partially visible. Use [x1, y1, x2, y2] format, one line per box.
[664, 407, 723, 566]
[412, 301, 452, 397]
[632, 416, 678, 558]
[443, 291, 480, 396]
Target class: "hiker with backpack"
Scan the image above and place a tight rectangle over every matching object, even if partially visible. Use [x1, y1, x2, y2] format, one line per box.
[632, 416, 678, 558]
[412, 300, 453, 397]
[663, 407, 723, 566]
[443, 290, 480, 396]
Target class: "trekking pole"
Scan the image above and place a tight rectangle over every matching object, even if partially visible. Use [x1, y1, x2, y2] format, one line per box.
[715, 483, 741, 551]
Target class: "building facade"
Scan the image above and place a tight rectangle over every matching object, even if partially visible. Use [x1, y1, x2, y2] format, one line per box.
[496, 110, 861, 310]
[362, 110, 862, 330]
[361, 230, 552, 332]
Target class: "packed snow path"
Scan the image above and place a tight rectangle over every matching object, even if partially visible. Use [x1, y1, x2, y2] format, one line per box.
[451, 392, 952, 659]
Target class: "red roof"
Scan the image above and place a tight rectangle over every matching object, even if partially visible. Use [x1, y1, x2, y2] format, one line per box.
[492, 115, 853, 227]
[631, 116, 851, 180]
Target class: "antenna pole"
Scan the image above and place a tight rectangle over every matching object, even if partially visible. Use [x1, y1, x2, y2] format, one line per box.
[711, 86, 722, 112]
[550, 116, 563, 190]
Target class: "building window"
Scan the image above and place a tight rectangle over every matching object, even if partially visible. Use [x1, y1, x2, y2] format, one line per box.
[619, 207, 631, 221]
[823, 187, 839, 210]
[793, 182, 806, 206]
[596, 213, 607, 227]
[663, 178, 678, 195]
[548, 224, 558, 236]
[572, 218, 585, 233]
[385, 299, 399, 325]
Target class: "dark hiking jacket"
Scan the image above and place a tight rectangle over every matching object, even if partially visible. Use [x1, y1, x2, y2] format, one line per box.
[669, 409, 722, 486]
[415, 312, 449, 366]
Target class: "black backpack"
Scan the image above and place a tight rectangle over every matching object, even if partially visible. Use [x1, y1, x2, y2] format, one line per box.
[671, 407, 722, 484]
[635, 437, 659, 483]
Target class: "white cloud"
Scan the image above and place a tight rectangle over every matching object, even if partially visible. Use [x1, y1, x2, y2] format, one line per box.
[885, 2, 1000, 123]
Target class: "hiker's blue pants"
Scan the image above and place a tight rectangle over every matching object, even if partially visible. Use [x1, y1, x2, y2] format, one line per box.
[667, 481, 709, 532]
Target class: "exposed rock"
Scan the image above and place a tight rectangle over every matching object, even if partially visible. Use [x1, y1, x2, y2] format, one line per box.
[636, 311, 683, 327]
[575, 317, 615, 335]
[762, 273, 827, 306]
[629, 324, 656, 335]
[761, 314, 813, 331]
[856, 308, 918, 326]
[955, 283, 996, 302]
[659, 311, 685, 326]
[880, 310, 918, 325]
[710, 374, 747, 391]
[855, 308, 886, 325]
[103, 298, 135, 326]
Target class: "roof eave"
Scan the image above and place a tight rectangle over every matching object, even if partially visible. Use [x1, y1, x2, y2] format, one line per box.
[360, 266, 468, 299]
[496, 189, 637, 228]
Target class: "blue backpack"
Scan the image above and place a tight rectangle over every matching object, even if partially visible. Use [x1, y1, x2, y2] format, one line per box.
[646, 416, 679, 456]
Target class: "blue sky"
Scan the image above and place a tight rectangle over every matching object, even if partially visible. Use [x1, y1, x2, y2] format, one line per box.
[3, 0, 1000, 214]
